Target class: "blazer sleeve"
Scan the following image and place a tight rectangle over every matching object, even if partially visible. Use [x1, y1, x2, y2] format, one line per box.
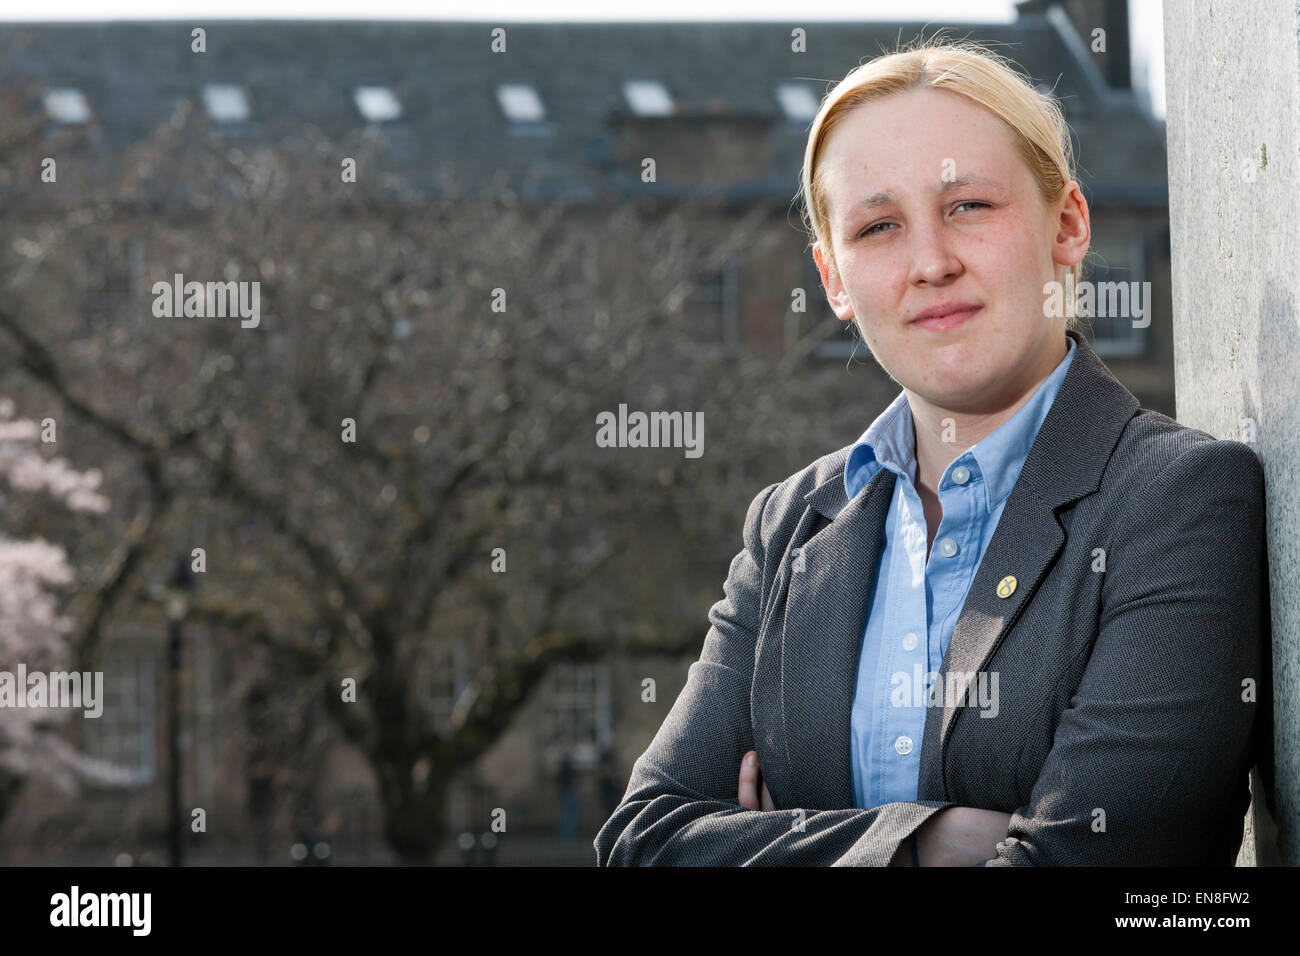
[594, 478, 956, 866]
[982, 439, 1268, 866]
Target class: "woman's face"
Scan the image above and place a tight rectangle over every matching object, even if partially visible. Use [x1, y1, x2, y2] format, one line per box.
[814, 86, 1089, 414]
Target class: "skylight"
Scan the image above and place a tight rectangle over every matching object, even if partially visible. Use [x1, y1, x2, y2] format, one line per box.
[202, 84, 250, 123]
[42, 88, 91, 124]
[623, 80, 673, 116]
[775, 82, 818, 123]
[497, 84, 546, 123]
[355, 86, 402, 122]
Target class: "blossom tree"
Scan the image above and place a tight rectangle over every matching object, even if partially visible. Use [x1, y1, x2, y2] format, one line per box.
[0, 398, 132, 826]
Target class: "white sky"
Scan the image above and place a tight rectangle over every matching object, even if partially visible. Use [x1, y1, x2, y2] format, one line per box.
[2, 0, 1165, 117]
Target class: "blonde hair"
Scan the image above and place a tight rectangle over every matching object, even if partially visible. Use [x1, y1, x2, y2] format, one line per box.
[800, 38, 1085, 333]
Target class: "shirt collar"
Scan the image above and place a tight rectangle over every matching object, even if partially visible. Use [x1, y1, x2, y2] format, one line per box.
[843, 334, 1077, 511]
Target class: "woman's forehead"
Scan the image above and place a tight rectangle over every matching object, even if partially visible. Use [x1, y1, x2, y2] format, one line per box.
[821, 94, 1025, 207]
[827, 91, 1018, 165]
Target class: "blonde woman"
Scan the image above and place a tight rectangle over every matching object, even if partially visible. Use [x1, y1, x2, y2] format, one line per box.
[594, 40, 1269, 866]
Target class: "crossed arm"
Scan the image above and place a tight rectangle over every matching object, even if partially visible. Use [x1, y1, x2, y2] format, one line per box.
[594, 440, 1267, 866]
[593, 481, 993, 865]
[736, 750, 1011, 866]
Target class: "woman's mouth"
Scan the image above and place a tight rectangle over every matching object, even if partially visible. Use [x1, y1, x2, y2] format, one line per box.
[911, 306, 982, 331]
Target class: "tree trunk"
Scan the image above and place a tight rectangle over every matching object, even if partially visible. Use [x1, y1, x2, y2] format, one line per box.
[374, 754, 448, 865]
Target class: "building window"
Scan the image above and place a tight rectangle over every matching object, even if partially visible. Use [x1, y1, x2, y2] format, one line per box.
[1081, 235, 1147, 358]
[623, 80, 673, 117]
[82, 643, 157, 785]
[682, 261, 739, 351]
[202, 84, 251, 124]
[354, 86, 402, 123]
[541, 662, 611, 768]
[42, 88, 91, 124]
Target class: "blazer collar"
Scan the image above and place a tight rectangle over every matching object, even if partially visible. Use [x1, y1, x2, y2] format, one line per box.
[805, 330, 1135, 521]
[765, 330, 1140, 810]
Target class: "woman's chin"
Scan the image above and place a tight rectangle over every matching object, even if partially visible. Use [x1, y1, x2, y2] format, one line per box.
[911, 367, 995, 409]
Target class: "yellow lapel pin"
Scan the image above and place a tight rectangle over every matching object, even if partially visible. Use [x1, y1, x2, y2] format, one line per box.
[996, 575, 1017, 598]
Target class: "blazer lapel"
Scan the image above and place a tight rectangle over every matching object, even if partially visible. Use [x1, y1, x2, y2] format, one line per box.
[754, 463, 896, 811]
[914, 476, 1066, 800]
[916, 330, 1140, 799]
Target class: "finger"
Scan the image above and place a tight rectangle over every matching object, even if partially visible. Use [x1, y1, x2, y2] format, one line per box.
[761, 779, 776, 812]
[737, 750, 760, 810]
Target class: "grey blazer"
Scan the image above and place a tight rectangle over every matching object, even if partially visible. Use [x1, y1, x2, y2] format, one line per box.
[595, 328, 1270, 866]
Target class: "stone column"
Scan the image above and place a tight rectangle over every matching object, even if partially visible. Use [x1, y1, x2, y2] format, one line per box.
[1163, 0, 1297, 864]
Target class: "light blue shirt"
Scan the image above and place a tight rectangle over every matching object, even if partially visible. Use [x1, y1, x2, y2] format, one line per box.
[845, 335, 1076, 809]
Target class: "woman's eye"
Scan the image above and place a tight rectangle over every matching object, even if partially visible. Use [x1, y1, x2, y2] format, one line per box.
[856, 203, 990, 239]
[858, 221, 896, 238]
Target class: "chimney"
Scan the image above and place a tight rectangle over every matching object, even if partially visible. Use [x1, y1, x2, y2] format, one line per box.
[1017, 0, 1132, 89]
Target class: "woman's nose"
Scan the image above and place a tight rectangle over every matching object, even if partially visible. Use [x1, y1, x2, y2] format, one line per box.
[907, 220, 963, 285]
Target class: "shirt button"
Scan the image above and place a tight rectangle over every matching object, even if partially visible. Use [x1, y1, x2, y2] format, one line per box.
[902, 632, 918, 651]
[937, 537, 959, 557]
[951, 465, 970, 485]
[894, 736, 914, 756]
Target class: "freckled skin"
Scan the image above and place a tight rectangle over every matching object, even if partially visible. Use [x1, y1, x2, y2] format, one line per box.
[812, 86, 1091, 494]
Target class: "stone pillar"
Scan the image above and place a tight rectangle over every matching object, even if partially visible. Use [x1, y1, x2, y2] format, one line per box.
[1163, 0, 1297, 864]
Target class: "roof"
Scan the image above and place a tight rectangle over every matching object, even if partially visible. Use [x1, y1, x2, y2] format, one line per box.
[0, 16, 1168, 205]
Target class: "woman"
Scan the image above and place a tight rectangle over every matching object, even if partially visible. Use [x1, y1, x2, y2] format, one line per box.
[594, 40, 1268, 866]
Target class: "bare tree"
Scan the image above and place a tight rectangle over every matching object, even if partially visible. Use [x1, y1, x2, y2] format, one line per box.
[0, 94, 868, 861]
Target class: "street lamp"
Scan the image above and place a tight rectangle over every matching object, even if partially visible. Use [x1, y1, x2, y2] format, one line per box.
[164, 556, 193, 867]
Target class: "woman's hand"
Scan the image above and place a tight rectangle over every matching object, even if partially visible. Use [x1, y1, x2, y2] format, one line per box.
[896, 806, 1014, 866]
[737, 750, 776, 811]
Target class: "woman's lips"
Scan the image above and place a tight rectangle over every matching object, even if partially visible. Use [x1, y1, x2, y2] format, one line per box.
[911, 306, 982, 331]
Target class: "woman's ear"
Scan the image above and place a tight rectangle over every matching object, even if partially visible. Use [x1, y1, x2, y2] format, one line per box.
[1051, 180, 1091, 271]
[813, 242, 855, 321]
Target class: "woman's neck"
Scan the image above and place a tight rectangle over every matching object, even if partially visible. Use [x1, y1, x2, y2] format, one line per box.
[905, 336, 1068, 496]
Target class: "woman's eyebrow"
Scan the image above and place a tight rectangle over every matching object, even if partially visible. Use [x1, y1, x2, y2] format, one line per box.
[842, 175, 1004, 218]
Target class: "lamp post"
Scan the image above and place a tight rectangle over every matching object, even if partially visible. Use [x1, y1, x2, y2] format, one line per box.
[164, 557, 193, 867]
